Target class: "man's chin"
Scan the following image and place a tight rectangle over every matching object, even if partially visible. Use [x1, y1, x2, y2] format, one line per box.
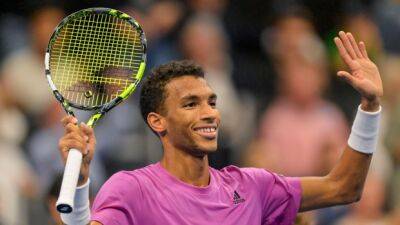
[191, 143, 218, 157]
[200, 138, 218, 148]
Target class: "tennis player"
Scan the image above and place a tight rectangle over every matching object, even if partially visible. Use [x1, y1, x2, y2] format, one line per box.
[58, 31, 382, 225]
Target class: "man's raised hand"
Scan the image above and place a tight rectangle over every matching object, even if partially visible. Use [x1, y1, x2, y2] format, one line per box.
[334, 31, 383, 111]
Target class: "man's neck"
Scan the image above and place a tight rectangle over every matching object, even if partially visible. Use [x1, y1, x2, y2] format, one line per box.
[160, 146, 210, 188]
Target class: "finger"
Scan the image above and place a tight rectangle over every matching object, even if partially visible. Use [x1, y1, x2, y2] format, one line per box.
[337, 71, 356, 85]
[65, 123, 82, 134]
[61, 129, 88, 149]
[61, 116, 78, 127]
[64, 132, 86, 142]
[339, 31, 357, 59]
[59, 138, 88, 155]
[358, 41, 369, 59]
[58, 138, 87, 158]
[80, 123, 95, 156]
[347, 32, 363, 58]
[80, 123, 94, 138]
[58, 140, 69, 156]
[79, 123, 91, 146]
[334, 37, 355, 67]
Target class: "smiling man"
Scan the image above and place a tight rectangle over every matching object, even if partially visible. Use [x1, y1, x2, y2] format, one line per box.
[58, 31, 383, 225]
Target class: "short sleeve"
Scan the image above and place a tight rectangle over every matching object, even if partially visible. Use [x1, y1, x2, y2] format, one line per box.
[91, 172, 142, 225]
[243, 168, 302, 225]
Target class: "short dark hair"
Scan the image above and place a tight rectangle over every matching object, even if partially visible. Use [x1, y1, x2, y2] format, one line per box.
[139, 60, 204, 124]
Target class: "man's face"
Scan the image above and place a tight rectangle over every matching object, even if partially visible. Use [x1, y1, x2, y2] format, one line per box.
[161, 76, 220, 156]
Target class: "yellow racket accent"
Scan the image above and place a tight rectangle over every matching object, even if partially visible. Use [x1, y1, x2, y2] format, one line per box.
[119, 62, 146, 99]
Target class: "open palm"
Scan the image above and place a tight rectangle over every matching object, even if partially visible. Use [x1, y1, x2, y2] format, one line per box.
[334, 31, 383, 101]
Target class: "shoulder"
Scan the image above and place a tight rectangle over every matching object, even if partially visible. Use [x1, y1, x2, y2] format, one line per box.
[219, 165, 263, 177]
[217, 166, 301, 192]
[217, 165, 275, 186]
[95, 164, 159, 200]
[219, 165, 272, 178]
[93, 171, 140, 206]
[92, 165, 160, 216]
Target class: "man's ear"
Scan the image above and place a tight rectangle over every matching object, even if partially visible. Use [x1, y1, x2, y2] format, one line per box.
[147, 112, 166, 135]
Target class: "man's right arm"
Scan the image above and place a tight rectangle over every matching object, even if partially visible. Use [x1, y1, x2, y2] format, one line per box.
[90, 221, 102, 225]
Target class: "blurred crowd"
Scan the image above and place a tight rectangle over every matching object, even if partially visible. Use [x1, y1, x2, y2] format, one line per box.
[0, 0, 399, 224]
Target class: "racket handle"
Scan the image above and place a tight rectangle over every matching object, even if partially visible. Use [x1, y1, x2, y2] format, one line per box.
[56, 148, 83, 213]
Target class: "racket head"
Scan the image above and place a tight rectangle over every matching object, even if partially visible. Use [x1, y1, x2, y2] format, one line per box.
[45, 7, 147, 111]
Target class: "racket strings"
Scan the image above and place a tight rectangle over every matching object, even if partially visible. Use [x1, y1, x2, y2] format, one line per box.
[50, 12, 143, 107]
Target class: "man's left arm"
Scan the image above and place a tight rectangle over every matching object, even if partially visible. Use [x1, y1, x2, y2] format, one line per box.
[298, 31, 383, 212]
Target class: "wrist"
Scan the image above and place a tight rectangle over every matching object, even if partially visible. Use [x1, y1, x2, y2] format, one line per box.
[78, 173, 89, 187]
[348, 105, 381, 154]
[361, 97, 380, 112]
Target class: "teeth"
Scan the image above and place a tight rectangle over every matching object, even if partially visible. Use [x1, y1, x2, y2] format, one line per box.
[197, 127, 216, 133]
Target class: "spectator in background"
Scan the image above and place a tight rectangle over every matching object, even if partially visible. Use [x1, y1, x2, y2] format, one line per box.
[369, 1, 400, 215]
[45, 175, 63, 225]
[0, 6, 64, 128]
[244, 11, 348, 177]
[180, 14, 256, 167]
[368, 3, 400, 214]
[0, 6, 50, 225]
[384, 98, 400, 214]
[186, 0, 228, 16]
[139, 0, 185, 70]
[373, 0, 400, 55]
[0, 82, 37, 225]
[223, 0, 276, 109]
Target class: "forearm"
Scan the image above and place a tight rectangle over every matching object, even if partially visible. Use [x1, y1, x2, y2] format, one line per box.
[326, 147, 372, 203]
[299, 147, 371, 211]
[300, 100, 380, 211]
[325, 99, 379, 200]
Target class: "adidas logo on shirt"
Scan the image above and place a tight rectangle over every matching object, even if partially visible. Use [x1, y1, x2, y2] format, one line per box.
[233, 190, 245, 204]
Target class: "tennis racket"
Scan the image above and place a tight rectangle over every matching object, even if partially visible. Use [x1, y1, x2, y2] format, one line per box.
[45, 7, 147, 213]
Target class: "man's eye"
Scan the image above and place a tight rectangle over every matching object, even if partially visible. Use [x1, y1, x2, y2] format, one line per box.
[210, 101, 216, 107]
[184, 102, 196, 108]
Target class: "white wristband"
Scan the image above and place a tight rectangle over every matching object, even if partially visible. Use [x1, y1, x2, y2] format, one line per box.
[60, 179, 91, 225]
[348, 105, 381, 154]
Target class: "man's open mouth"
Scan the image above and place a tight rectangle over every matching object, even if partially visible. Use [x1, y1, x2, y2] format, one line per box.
[193, 126, 218, 139]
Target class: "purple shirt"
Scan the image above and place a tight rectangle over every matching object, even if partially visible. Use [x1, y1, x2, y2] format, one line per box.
[91, 163, 302, 225]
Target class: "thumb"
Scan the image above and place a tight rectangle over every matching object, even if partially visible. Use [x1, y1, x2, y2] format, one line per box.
[337, 71, 356, 85]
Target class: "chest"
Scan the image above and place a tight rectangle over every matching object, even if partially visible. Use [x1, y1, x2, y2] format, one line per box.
[133, 184, 263, 225]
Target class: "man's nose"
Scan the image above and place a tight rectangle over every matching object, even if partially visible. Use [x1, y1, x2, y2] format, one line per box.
[200, 104, 219, 121]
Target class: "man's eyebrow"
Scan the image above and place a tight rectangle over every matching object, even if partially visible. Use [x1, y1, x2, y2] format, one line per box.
[180, 93, 217, 101]
[180, 95, 200, 101]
